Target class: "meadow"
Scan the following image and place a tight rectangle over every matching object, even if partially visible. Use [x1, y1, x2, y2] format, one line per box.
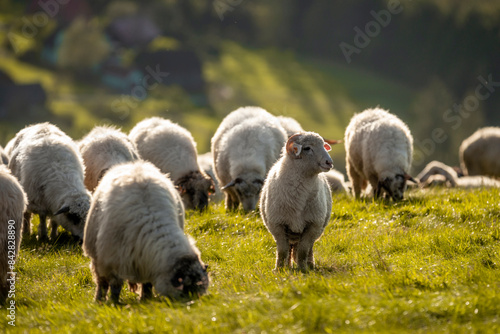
[2, 187, 500, 333]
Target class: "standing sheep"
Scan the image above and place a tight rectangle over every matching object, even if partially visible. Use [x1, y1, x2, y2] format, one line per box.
[459, 127, 500, 178]
[0, 165, 27, 303]
[83, 161, 208, 303]
[212, 106, 287, 212]
[345, 108, 415, 201]
[260, 133, 333, 271]
[78, 126, 139, 192]
[129, 117, 214, 211]
[7, 123, 91, 240]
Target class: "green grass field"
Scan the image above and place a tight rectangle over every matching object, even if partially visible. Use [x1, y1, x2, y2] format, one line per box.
[2, 188, 500, 333]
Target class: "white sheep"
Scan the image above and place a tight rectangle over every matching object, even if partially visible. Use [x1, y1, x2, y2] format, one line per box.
[0, 146, 8, 165]
[323, 169, 349, 193]
[83, 161, 208, 303]
[0, 165, 27, 303]
[211, 106, 287, 211]
[129, 117, 214, 211]
[260, 132, 333, 271]
[417, 160, 500, 188]
[344, 108, 416, 201]
[7, 123, 91, 240]
[276, 115, 304, 137]
[78, 125, 139, 192]
[459, 127, 500, 178]
[197, 152, 223, 203]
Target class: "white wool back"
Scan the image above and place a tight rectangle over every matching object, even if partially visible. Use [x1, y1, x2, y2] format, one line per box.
[8, 123, 89, 217]
[276, 116, 304, 137]
[79, 126, 139, 191]
[130, 117, 200, 181]
[83, 161, 192, 283]
[459, 126, 500, 178]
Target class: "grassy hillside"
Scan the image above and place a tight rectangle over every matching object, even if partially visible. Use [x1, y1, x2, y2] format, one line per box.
[3, 188, 500, 333]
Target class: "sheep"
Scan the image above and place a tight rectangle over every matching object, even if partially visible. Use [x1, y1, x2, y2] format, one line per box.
[83, 161, 209, 303]
[323, 169, 349, 193]
[78, 126, 139, 192]
[459, 127, 500, 178]
[197, 152, 223, 203]
[7, 123, 91, 240]
[129, 117, 214, 211]
[0, 165, 27, 303]
[211, 106, 287, 212]
[344, 108, 416, 201]
[417, 160, 500, 188]
[0, 146, 8, 165]
[260, 132, 333, 271]
[276, 116, 304, 137]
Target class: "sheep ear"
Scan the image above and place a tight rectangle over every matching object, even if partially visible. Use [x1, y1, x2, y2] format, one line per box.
[54, 206, 70, 216]
[286, 134, 303, 158]
[404, 173, 418, 183]
[324, 143, 332, 152]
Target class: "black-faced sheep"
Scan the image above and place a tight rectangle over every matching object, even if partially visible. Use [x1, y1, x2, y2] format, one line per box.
[83, 161, 208, 303]
[78, 126, 139, 192]
[7, 123, 91, 240]
[0, 165, 27, 303]
[129, 117, 214, 211]
[260, 132, 333, 271]
[211, 106, 287, 212]
[197, 152, 223, 203]
[344, 108, 416, 201]
[459, 127, 500, 178]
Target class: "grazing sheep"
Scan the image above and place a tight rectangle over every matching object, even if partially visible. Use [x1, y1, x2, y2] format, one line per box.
[0, 146, 8, 165]
[212, 106, 287, 211]
[0, 165, 27, 303]
[130, 117, 214, 211]
[417, 160, 500, 188]
[459, 127, 500, 178]
[7, 123, 91, 240]
[83, 161, 208, 303]
[78, 126, 139, 192]
[260, 132, 333, 271]
[277, 116, 304, 137]
[197, 152, 223, 203]
[345, 108, 416, 201]
[323, 169, 348, 193]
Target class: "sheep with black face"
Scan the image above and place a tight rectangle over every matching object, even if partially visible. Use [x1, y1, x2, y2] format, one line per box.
[260, 132, 333, 271]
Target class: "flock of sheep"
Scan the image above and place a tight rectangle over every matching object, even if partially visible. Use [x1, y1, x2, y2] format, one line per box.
[1, 106, 499, 303]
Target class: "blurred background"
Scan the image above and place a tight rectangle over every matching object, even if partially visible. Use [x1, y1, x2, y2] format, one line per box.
[0, 0, 498, 174]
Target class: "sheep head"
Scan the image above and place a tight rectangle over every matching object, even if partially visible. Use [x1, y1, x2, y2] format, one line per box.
[378, 173, 416, 201]
[175, 171, 214, 211]
[52, 190, 91, 239]
[221, 174, 264, 212]
[286, 133, 334, 174]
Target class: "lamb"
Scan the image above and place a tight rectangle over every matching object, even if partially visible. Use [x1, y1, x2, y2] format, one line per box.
[260, 133, 333, 271]
[83, 161, 208, 303]
[344, 108, 416, 201]
[459, 127, 500, 178]
[0, 165, 27, 303]
[7, 123, 91, 240]
[323, 169, 349, 193]
[276, 116, 304, 137]
[211, 106, 287, 211]
[197, 152, 223, 203]
[417, 160, 500, 188]
[78, 126, 139, 192]
[129, 117, 214, 211]
[0, 146, 8, 165]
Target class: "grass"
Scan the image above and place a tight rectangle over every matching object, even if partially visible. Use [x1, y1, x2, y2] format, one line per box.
[2, 187, 500, 333]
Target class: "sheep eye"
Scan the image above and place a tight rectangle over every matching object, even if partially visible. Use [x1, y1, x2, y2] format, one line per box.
[303, 147, 311, 151]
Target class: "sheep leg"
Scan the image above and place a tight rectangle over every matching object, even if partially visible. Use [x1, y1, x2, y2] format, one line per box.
[225, 191, 239, 211]
[50, 219, 58, 240]
[38, 214, 48, 241]
[140, 283, 153, 300]
[23, 211, 32, 236]
[307, 246, 315, 269]
[295, 227, 319, 271]
[109, 278, 123, 304]
[95, 276, 110, 302]
[347, 164, 363, 198]
[274, 232, 290, 270]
